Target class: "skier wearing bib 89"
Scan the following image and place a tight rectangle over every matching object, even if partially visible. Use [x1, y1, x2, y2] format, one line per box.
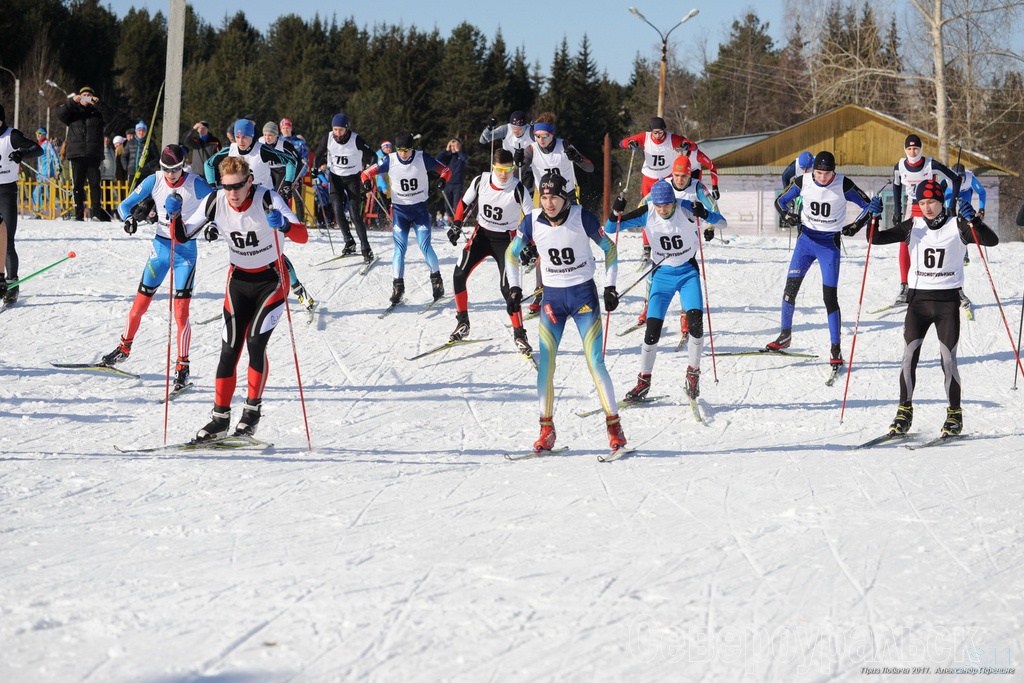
[766, 151, 879, 365]
[447, 148, 535, 352]
[104, 144, 214, 389]
[504, 170, 626, 454]
[361, 131, 452, 305]
[607, 180, 724, 402]
[867, 179, 997, 438]
[175, 155, 309, 442]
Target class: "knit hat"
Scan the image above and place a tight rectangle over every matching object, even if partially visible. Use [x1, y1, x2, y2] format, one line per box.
[649, 116, 667, 131]
[233, 119, 255, 138]
[509, 110, 527, 126]
[79, 86, 95, 95]
[36, 127, 47, 136]
[279, 117, 293, 128]
[538, 170, 569, 200]
[395, 132, 415, 149]
[263, 121, 279, 135]
[905, 134, 922, 148]
[135, 121, 148, 132]
[160, 144, 186, 172]
[672, 156, 692, 175]
[915, 179, 944, 202]
[649, 180, 676, 205]
[331, 113, 349, 128]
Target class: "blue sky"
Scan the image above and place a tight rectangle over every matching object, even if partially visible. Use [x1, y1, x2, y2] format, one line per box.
[104, 0, 785, 84]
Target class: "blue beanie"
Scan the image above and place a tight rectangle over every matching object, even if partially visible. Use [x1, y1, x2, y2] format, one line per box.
[797, 151, 814, 170]
[332, 113, 349, 128]
[233, 119, 255, 138]
[135, 120, 148, 132]
[649, 180, 676, 205]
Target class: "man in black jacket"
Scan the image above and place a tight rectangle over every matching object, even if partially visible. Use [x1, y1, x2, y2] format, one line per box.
[56, 86, 113, 221]
[182, 120, 221, 172]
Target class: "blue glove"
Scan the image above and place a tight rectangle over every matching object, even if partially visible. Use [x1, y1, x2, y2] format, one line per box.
[164, 193, 183, 217]
[960, 202, 976, 222]
[866, 196, 883, 216]
[266, 209, 286, 229]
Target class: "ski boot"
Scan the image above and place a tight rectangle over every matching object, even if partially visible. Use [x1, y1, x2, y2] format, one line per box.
[959, 289, 973, 311]
[293, 284, 316, 312]
[389, 278, 405, 305]
[102, 339, 132, 366]
[765, 328, 792, 352]
[173, 360, 190, 390]
[513, 326, 533, 355]
[533, 416, 556, 452]
[341, 241, 357, 256]
[685, 366, 701, 400]
[234, 399, 262, 437]
[888, 403, 913, 435]
[430, 271, 445, 301]
[641, 243, 652, 266]
[449, 311, 470, 342]
[363, 250, 374, 264]
[829, 343, 844, 367]
[606, 414, 627, 450]
[196, 406, 231, 442]
[3, 281, 19, 306]
[625, 373, 651, 403]
[528, 289, 542, 316]
[893, 282, 909, 306]
[941, 407, 963, 437]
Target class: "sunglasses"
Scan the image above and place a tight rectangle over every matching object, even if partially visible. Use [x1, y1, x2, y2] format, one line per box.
[492, 164, 514, 173]
[651, 129, 666, 135]
[534, 133, 552, 140]
[222, 178, 249, 191]
[396, 147, 412, 153]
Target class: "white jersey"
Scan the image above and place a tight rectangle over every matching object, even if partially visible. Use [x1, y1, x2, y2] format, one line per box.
[503, 125, 533, 152]
[387, 151, 429, 206]
[896, 157, 935, 218]
[532, 205, 597, 287]
[529, 139, 577, 193]
[463, 173, 532, 233]
[908, 216, 967, 291]
[645, 203, 700, 268]
[641, 133, 676, 179]
[0, 129, 19, 184]
[326, 133, 362, 176]
[798, 172, 849, 233]
[147, 172, 207, 240]
[185, 186, 298, 269]
[229, 141, 275, 189]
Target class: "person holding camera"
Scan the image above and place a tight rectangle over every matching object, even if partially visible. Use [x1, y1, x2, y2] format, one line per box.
[182, 120, 221, 172]
[57, 86, 113, 221]
[435, 138, 468, 219]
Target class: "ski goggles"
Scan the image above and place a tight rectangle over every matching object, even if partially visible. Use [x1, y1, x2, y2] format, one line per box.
[396, 147, 413, 154]
[492, 164, 514, 173]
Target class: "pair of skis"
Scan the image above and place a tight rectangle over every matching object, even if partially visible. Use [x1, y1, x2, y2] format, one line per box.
[849, 432, 967, 450]
[380, 295, 450, 320]
[51, 363, 193, 401]
[115, 434, 272, 454]
[576, 393, 702, 423]
[505, 445, 635, 462]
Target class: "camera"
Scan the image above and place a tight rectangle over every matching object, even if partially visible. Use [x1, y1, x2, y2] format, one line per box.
[81, 94, 93, 104]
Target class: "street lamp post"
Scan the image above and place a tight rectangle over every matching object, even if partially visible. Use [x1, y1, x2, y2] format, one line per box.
[0, 65, 20, 130]
[628, 7, 699, 118]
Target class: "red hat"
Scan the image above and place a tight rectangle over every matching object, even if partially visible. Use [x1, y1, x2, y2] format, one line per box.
[672, 156, 692, 175]
[279, 117, 293, 128]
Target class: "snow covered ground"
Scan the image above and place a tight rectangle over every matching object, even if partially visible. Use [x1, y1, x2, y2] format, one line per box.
[1, 217, 1023, 682]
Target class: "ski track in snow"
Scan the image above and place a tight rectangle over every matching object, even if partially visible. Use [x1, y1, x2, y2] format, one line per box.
[1, 220, 1023, 681]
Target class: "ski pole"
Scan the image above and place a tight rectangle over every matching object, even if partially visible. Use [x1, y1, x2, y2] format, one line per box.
[840, 214, 878, 423]
[623, 147, 636, 194]
[966, 221, 1024, 384]
[162, 226, 176, 442]
[602, 201, 625, 357]
[695, 216, 718, 383]
[295, 187, 334, 254]
[270, 215, 313, 451]
[1014, 292, 1024, 390]
[6, 251, 77, 289]
[617, 255, 670, 299]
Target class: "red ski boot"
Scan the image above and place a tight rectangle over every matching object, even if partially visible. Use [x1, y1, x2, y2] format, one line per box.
[533, 417, 556, 452]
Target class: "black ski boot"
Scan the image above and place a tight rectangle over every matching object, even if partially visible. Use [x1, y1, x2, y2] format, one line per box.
[889, 403, 913, 435]
[389, 278, 405, 305]
[196, 407, 231, 442]
[430, 271, 444, 301]
[102, 339, 132, 366]
[830, 343, 844, 367]
[341, 241, 357, 256]
[765, 328, 792, 351]
[450, 311, 470, 342]
[174, 360, 190, 390]
[234, 399, 262, 437]
[513, 326, 533, 355]
[363, 250, 374, 264]
[941, 407, 963, 437]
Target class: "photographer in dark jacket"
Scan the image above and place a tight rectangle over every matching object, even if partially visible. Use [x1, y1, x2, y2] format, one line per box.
[182, 120, 221, 171]
[56, 86, 113, 221]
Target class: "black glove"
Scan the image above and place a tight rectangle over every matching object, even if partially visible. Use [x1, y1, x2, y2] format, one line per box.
[513, 148, 524, 168]
[436, 177, 447, 191]
[604, 286, 619, 312]
[703, 227, 715, 242]
[519, 242, 538, 267]
[711, 185, 720, 200]
[691, 202, 709, 220]
[978, 208, 986, 220]
[204, 224, 219, 241]
[841, 224, 861, 237]
[566, 146, 583, 163]
[627, 140, 640, 150]
[447, 220, 462, 246]
[611, 194, 626, 216]
[123, 217, 138, 235]
[507, 286, 523, 314]
[891, 211, 901, 228]
[278, 184, 292, 200]
[488, 116, 497, 130]
[9, 150, 23, 164]
[783, 212, 801, 227]
[362, 177, 373, 192]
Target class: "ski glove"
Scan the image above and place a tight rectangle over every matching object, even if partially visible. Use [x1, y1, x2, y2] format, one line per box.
[959, 202, 977, 222]
[519, 242, 538, 267]
[488, 116, 497, 130]
[266, 209, 287, 230]
[866, 196, 884, 216]
[447, 221, 462, 246]
[611, 194, 626, 216]
[164, 193, 183, 217]
[507, 286, 523, 314]
[891, 211, 901, 228]
[627, 140, 640, 150]
[278, 184, 292, 200]
[204, 224, 219, 242]
[711, 185, 720, 200]
[362, 178, 373, 192]
[123, 216, 138, 235]
[704, 227, 716, 242]
[604, 286, 619, 312]
[783, 212, 801, 227]
[566, 146, 583, 163]
[691, 202, 709, 220]
[9, 150, 23, 164]
[978, 208, 985, 220]
[435, 177, 447, 191]
[513, 148, 525, 168]
[841, 224, 861, 237]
